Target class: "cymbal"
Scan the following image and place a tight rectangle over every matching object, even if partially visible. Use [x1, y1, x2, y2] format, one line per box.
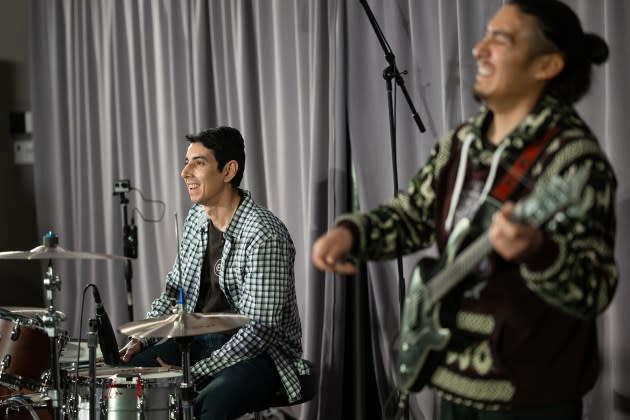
[118, 312, 249, 338]
[1, 306, 66, 320]
[0, 245, 129, 261]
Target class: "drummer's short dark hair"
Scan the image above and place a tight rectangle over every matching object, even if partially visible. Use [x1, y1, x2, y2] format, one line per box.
[185, 126, 246, 188]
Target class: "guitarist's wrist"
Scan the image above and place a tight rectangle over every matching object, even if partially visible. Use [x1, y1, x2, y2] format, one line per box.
[336, 221, 360, 255]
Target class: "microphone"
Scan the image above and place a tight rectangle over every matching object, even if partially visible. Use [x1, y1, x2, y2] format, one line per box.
[93, 286, 122, 365]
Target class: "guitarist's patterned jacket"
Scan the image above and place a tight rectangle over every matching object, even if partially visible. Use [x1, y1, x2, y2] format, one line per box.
[338, 94, 617, 409]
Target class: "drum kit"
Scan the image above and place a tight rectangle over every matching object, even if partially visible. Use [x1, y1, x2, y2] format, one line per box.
[0, 233, 249, 419]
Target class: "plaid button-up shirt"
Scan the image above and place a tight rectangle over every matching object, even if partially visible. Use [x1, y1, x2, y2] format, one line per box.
[147, 189, 308, 402]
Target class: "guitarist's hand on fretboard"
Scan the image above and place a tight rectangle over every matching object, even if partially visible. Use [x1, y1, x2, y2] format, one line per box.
[489, 201, 545, 262]
[311, 226, 358, 275]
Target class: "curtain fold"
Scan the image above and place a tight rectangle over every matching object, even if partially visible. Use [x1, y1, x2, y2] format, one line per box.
[30, 1, 629, 419]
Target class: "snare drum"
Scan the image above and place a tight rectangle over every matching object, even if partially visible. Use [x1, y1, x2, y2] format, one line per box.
[0, 313, 54, 391]
[72, 366, 182, 419]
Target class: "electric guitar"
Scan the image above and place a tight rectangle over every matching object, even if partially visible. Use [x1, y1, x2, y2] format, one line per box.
[397, 167, 589, 392]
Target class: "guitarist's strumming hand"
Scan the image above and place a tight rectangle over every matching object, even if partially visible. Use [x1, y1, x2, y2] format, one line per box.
[311, 226, 358, 275]
[489, 202, 545, 262]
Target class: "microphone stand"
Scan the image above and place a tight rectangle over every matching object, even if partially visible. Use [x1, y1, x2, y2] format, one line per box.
[87, 318, 98, 420]
[172, 289, 194, 420]
[115, 187, 137, 321]
[358, 2, 426, 419]
[173, 214, 195, 420]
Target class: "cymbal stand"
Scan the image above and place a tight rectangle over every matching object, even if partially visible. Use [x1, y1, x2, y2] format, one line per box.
[41, 259, 63, 420]
[173, 214, 194, 419]
[87, 318, 98, 420]
[176, 336, 195, 420]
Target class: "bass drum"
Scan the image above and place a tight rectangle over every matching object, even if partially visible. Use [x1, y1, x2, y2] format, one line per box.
[71, 366, 182, 420]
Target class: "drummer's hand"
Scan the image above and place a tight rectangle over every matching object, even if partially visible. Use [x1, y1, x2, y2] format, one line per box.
[156, 357, 181, 371]
[119, 338, 142, 363]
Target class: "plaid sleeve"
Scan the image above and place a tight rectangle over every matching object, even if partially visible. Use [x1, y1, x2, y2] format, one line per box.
[190, 232, 292, 379]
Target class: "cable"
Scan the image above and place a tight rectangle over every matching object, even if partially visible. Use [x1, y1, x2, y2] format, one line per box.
[1, 395, 41, 420]
[130, 186, 166, 223]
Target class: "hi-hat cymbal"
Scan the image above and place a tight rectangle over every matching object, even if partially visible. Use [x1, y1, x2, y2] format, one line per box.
[0, 231, 128, 261]
[118, 312, 249, 338]
[0, 245, 129, 261]
[0, 306, 66, 320]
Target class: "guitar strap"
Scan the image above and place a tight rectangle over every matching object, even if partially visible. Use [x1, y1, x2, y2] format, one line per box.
[489, 127, 560, 203]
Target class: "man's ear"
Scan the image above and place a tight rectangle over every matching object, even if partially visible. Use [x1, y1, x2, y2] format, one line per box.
[535, 52, 565, 81]
[223, 160, 238, 183]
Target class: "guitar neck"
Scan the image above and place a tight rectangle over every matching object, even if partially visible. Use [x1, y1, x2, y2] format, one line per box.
[425, 232, 493, 306]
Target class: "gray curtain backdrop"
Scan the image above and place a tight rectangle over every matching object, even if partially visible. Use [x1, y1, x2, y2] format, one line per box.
[30, 1, 629, 419]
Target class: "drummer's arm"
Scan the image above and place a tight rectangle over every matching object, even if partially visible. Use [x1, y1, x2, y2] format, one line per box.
[120, 269, 179, 355]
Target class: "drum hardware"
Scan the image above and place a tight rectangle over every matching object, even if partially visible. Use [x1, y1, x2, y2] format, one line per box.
[0, 357, 10, 381]
[10, 323, 21, 340]
[117, 312, 249, 339]
[0, 308, 66, 322]
[117, 307, 249, 419]
[0, 232, 129, 261]
[0, 312, 59, 392]
[42, 259, 64, 420]
[0, 231, 129, 420]
[61, 366, 183, 419]
[0, 394, 54, 419]
[87, 319, 97, 420]
[117, 309, 249, 420]
[39, 370, 52, 394]
[168, 393, 179, 419]
[0, 357, 9, 389]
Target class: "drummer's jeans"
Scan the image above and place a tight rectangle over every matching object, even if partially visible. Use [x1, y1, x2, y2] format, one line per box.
[127, 333, 284, 420]
[127, 332, 232, 367]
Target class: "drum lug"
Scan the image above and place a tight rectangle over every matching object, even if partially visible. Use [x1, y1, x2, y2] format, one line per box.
[169, 393, 180, 419]
[62, 393, 78, 419]
[137, 395, 145, 418]
[1, 354, 11, 372]
[99, 397, 108, 419]
[10, 323, 20, 341]
[40, 369, 51, 389]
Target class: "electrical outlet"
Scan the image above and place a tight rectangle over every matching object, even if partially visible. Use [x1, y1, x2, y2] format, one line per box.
[14, 140, 34, 165]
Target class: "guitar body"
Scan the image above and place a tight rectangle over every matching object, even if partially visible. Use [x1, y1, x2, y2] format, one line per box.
[398, 219, 471, 391]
